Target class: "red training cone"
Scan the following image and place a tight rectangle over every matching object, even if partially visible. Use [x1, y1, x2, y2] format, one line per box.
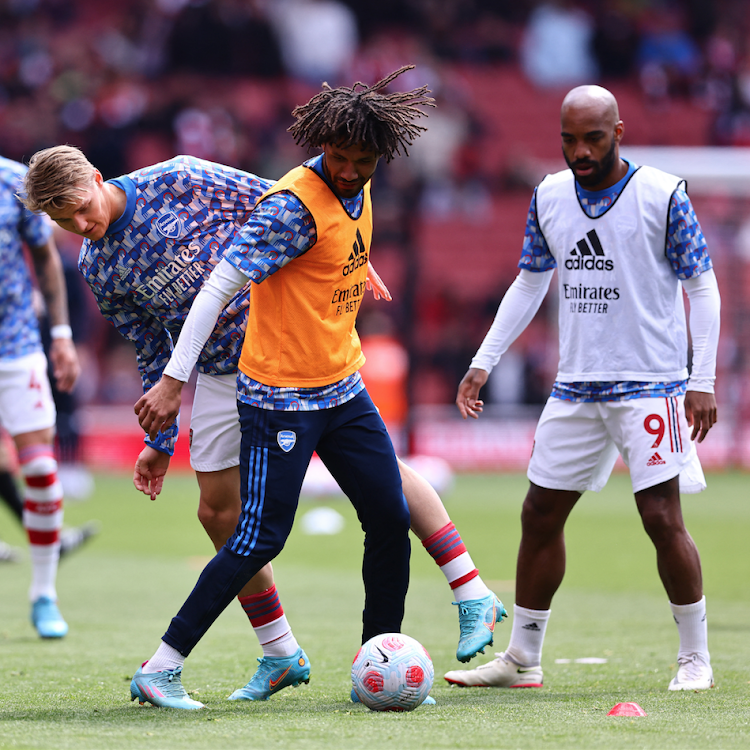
[607, 702, 647, 716]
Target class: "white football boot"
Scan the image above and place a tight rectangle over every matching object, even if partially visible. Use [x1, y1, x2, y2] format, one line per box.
[444, 651, 543, 688]
[668, 653, 714, 691]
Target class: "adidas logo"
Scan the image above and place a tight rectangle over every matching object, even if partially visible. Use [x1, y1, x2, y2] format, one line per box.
[565, 229, 614, 271]
[647, 452, 666, 466]
[343, 228, 368, 276]
[522, 623, 541, 631]
[347, 228, 365, 261]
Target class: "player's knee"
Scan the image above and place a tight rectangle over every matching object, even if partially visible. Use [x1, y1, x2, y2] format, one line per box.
[197, 499, 238, 537]
[391, 493, 411, 532]
[639, 503, 684, 542]
[520, 498, 564, 538]
[366, 493, 410, 537]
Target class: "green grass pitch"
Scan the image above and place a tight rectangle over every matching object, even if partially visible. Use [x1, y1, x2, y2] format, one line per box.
[1, 469, 748, 749]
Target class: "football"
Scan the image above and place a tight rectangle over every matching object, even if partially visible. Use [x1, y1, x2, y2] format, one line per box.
[351, 633, 434, 711]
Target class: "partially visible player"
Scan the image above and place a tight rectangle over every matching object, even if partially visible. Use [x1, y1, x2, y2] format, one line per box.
[0, 426, 97, 561]
[444, 85, 720, 693]
[0, 154, 81, 637]
[0, 430, 23, 562]
[24, 136, 503, 702]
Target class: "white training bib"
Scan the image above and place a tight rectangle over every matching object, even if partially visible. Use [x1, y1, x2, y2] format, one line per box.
[536, 166, 689, 383]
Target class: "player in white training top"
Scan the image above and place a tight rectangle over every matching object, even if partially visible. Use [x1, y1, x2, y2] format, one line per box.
[445, 85, 720, 693]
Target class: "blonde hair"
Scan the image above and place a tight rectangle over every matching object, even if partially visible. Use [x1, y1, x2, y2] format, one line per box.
[21, 145, 97, 213]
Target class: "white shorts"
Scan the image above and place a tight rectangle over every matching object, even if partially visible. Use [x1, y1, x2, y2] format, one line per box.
[0, 351, 56, 437]
[189, 372, 241, 472]
[527, 395, 706, 495]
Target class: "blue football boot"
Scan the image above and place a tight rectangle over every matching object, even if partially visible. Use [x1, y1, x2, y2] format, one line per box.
[31, 596, 68, 639]
[228, 647, 310, 701]
[130, 665, 204, 709]
[455, 593, 508, 663]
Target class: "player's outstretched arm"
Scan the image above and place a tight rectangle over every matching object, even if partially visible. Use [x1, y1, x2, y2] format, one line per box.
[133, 445, 171, 501]
[456, 367, 489, 420]
[366, 261, 392, 301]
[135, 375, 184, 441]
[684, 391, 717, 444]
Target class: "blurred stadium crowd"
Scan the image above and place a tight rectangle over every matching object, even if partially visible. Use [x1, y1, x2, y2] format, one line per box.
[2, 0, 749, 465]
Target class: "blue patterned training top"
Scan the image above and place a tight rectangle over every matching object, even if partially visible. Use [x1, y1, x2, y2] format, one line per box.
[0, 156, 53, 360]
[82, 154, 366, 454]
[78, 156, 274, 452]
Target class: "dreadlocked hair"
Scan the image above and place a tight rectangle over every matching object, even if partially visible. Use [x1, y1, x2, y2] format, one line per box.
[288, 65, 435, 162]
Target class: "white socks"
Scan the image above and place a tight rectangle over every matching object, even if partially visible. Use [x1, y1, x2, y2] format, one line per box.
[143, 641, 185, 674]
[142, 625, 300, 676]
[500, 598, 708, 670]
[28, 544, 60, 601]
[505, 604, 551, 667]
[671, 596, 709, 660]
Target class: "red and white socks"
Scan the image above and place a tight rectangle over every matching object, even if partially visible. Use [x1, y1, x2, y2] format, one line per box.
[20, 445, 63, 603]
[239, 585, 299, 658]
[143, 585, 299, 674]
[422, 522, 492, 602]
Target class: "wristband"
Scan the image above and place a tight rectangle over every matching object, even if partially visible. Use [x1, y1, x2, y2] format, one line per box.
[50, 324, 73, 340]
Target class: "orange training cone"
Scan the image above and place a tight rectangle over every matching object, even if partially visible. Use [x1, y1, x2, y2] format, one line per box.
[607, 702, 647, 716]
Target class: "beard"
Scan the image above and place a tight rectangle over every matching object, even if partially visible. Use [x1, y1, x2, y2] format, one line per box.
[564, 136, 618, 188]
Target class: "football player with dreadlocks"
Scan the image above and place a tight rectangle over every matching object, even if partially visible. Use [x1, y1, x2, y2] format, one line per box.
[130, 65, 504, 709]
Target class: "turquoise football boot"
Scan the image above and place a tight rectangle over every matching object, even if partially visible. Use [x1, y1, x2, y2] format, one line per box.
[228, 647, 310, 701]
[455, 593, 508, 663]
[130, 665, 204, 709]
[31, 596, 68, 639]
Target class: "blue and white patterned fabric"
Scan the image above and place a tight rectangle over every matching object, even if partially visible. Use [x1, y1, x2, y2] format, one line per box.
[82, 154, 366, 452]
[79, 156, 274, 452]
[0, 156, 52, 360]
[226, 153, 366, 412]
[516, 160, 712, 402]
[235, 371, 365, 412]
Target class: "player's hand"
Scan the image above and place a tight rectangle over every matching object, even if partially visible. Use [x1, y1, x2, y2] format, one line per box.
[456, 367, 489, 420]
[49, 338, 80, 393]
[133, 446, 171, 501]
[366, 261, 392, 301]
[684, 390, 717, 443]
[134, 375, 184, 441]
